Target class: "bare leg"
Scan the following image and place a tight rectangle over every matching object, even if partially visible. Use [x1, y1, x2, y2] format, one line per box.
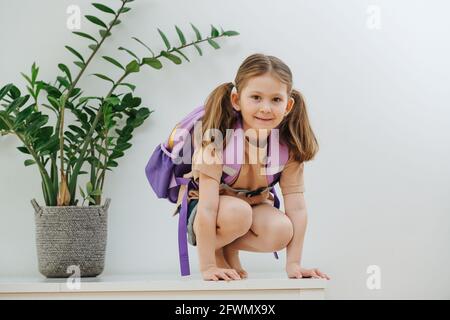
[193, 195, 253, 272]
[223, 203, 294, 277]
[215, 247, 231, 269]
[223, 243, 248, 278]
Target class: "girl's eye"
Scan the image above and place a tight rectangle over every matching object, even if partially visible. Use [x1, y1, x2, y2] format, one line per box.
[252, 95, 261, 100]
[273, 97, 282, 102]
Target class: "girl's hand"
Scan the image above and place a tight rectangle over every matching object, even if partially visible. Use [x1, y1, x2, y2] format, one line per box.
[201, 265, 242, 281]
[286, 262, 330, 280]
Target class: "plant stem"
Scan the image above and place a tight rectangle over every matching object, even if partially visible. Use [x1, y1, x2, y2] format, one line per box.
[68, 71, 129, 203]
[57, 0, 127, 204]
[68, 31, 230, 203]
[0, 114, 54, 204]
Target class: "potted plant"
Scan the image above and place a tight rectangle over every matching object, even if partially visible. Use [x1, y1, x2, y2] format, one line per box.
[0, 0, 239, 278]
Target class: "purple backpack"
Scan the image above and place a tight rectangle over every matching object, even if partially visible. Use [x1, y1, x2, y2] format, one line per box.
[145, 105, 289, 276]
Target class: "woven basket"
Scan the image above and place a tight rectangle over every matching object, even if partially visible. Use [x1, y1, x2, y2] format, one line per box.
[31, 198, 110, 278]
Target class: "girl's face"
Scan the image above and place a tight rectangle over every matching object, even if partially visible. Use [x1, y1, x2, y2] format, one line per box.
[230, 73, 294, 140]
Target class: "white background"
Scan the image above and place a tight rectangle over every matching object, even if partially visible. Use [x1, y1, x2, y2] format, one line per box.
[1, 0, 449, 299]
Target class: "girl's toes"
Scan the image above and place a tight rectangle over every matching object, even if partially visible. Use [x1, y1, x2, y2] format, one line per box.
[237, 270, 248, 279]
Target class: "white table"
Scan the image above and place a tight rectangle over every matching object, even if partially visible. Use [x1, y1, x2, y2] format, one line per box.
[0, 273, 328, 299]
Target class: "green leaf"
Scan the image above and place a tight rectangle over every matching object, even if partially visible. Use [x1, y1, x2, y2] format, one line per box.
[88, 44, 98, 51]
[47, 96, 61, 110]
[79, 186, 86, 199]
[175, 25, 186, 46]
[74, 61, 85, 69]
[39, 137, 58, 154]
[95, 143, 108, 156]
[86, 181, 93, 193]
[78, 96, 101, 104]
[173, 48, 190, 62]
[24, 159, 36, 167]
[14, 105, 34, 125]
[37, 126, 53, 139]
[121, 93, 141, 108]
[69, 87, 82, 98]
[102, 56, 124, 70]
[107, 160, 118, 167]
[125, 60, 140, 73]
[58, 64, 72, 83]
[118, 47, 140, 61]
[131, 37, 155, 56]
[57, 76, 70, 89]
[0, 115, 9, 131]
[21, 73, 32, 86]
[72, 31, 98, 43]
[8, 85, 21, 99]
[137, 107, 150, 119]
[92, 73, 115, 84]
[142, 57, 162, 70]
[0, 84, 14, 101]
[157, 28, 171, 50]
[92, 3, 115, 14]
[28, 114, 49, 134]
[85, 15, 108, 29]
[207, 38, 220, 49]
[105, 96, 121, 106]
[99, 29, 112, 38]
[110, 151, 124, 159]
[190, 23, 202, 41]
[17, 146, 30, 154]
[193, 43, 203, 56]
[65, 45, 85, 63]
[210, 25, 219, 37]
[6, 95, 30, 114]
[117, 83, 136, 91]
[31, 62, 39, 83]
[68, 125, 85, 136]
[90, 189, 102, 196]
[119, 7, 131, 14]
[161, 51, 182, 65]
[110, 19, 121, 26]
[223, 30, 239, 36]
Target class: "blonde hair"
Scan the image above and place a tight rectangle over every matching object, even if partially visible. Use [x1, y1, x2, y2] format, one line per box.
[201, 53, 319, 163]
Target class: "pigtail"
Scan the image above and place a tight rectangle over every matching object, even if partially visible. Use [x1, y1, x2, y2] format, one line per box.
[201, 82, 238, 150]
[280, 88, 319, 163]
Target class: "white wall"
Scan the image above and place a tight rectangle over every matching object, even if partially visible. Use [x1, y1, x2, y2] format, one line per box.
[1, 0, 449, 299]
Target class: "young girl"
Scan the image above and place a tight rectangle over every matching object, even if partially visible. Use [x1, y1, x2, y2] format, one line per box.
[182, 53, 330, 281]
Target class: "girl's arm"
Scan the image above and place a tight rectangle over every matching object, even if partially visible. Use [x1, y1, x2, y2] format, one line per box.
[284, 192, 308, 265]
[283, 192, 330, 279]
[195, 172, 220, 271]
[196, 172, 240, 280]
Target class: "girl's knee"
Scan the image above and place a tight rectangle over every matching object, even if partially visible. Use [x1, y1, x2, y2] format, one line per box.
[218, 199, 253, 235]
[265, 217, 294, 251]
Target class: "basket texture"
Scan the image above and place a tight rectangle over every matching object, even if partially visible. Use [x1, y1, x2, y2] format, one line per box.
[31, 198, 110, 278]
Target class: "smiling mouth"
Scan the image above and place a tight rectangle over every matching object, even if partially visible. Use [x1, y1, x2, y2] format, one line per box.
[254, 116, 274, 121]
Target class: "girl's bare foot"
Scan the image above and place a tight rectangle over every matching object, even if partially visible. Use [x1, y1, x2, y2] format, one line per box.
[215, 248, 231, 269]
[223, 245, 248, 279]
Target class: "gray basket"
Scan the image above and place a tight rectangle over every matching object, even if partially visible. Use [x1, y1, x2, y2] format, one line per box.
[31, 198, 110, 278]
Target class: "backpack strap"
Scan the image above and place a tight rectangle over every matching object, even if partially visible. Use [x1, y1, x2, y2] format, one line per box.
[266, 128, 289, 185]
[270, 183, 281, 260]
[222, 114, 244, 185]
[174, 177, 195, 276]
